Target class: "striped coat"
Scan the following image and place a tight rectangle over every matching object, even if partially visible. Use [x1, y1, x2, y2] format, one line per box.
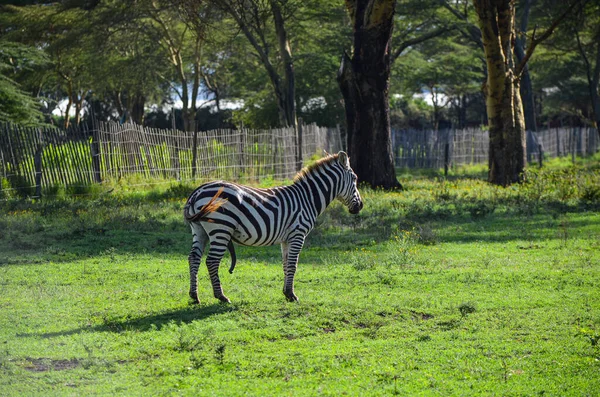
[183, 151, 363, 303]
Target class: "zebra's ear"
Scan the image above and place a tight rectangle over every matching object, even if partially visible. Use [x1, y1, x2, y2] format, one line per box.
[337, 151, 350, 169]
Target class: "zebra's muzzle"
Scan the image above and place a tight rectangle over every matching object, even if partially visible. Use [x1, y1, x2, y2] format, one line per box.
[349, 201, 363, 214]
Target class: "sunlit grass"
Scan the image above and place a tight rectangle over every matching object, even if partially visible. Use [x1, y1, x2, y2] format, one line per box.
[0, 160, 599, 395]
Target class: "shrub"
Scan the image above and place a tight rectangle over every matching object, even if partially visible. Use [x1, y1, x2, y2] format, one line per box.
[43, 184, 66, 198]
[66, 181, 101, 197]
[458, 302, 477, 317]
[164, 183, 195, 200]
[7, 175, 35, 198]
[580, 183, 600, 204]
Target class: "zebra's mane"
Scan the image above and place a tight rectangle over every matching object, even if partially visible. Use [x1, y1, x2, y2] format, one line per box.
[293, 153, 339, 183]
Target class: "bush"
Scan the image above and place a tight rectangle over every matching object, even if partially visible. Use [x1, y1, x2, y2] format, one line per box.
[66, 181, 99, 197]
[164, 183, 195, 200]
[43, 184, 66, 198]
[6, 175, 35, 198]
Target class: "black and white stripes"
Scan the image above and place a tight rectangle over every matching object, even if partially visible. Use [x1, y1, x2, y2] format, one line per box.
[183, 151, 363, 303]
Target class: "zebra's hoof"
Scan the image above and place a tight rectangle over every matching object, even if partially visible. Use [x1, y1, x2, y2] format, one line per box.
[216, 295, 231, 303]
[189, 292, 200, 304]
[284, 291, 298, 302]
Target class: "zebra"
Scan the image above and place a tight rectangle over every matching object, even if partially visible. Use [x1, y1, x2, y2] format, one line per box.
[183, 151, 363, 303]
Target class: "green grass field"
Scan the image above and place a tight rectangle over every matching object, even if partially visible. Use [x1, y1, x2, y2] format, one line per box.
[1, 158, 599, 396]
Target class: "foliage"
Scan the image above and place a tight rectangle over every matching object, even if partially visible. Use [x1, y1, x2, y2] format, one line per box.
[529, 0, 600, 127]
[0, 0, 598, 129]
[0, 41, 48, 125]
[0, 162, 599, 394]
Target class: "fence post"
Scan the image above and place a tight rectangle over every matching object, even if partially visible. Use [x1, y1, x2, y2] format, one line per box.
[296, 118, 303, 171]
[0, 148, 4, 196]
[526, 131, 532, 163]
[538, 144, 543, 168]
[571, 128, 576, 164]
[174, 135, 181, 181]
[444, 135, 449, 177]
[238, 125, 246, 180]
[90, 121, 102, 183]
[171, 108, 181, 180]
[191, 123, 198, 178]
[336, 124, 344, 152]
[34, 128, 43, 197]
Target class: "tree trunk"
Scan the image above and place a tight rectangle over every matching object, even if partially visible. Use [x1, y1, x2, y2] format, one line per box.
[73, 90, 85, 126]
[64, 80, 73, 129]
[338, 0, 401, 190]
[430, 84, 441, 131]
[458, 95, 467, 129]
[516, 60, 536, 131]
[113, 90, 125, 120]
[272, 0, 297, 129]
[474, 0, 526, 186]
[515, 0, 537, 132]
[593, 40, 600, 132]
[178, 64, 194, 132]
[130, 93, 145, 125]
[576, 28, 600, 133]
[189, 36, 201, 132]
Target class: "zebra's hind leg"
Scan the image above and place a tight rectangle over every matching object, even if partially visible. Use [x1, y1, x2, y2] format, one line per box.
[206, 231, 234, 303]
[281, 236, 305, 302]
[188, 223, 209, 304]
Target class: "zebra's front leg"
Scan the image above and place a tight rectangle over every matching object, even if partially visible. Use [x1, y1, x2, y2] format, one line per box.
[205, 233, 233, 303]
[282, 236, 305, 302]
[188, 223, 208, 304]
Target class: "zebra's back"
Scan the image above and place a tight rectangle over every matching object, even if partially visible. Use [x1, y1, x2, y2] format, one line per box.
[185, 181, 299, 247]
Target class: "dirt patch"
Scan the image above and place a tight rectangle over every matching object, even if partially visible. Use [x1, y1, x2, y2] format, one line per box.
[410, 311, 435, 321]
[23, 358, 81, 372]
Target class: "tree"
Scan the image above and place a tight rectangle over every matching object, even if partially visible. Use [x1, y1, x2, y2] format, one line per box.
[338, 0, 402, 190]
[0, 42, 47, 125]
[208, 0, 349, 129]
[529, 0, 598, 130]
[212, 0, 298, 128]
[293, 0, 349, 128]
[573, 1, 600, 132]
[391, 0, 454, 64]
[400, 34, 482, 129]
[125, 0, 209, 131]
[472, 0, 575, 185]
[1, 3, 88, 127]
[514, 0, 537, 132]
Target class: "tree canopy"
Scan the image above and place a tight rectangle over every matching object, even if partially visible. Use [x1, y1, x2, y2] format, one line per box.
[0, 0, 595, 133]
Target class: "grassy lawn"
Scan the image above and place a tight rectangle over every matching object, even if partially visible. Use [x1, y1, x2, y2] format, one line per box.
[1, 158, 599, 396]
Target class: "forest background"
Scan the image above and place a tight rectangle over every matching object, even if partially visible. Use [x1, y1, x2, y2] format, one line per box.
[1, 0, 599, 135]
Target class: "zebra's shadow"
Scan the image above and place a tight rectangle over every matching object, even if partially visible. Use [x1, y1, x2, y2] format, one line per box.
[18, 303, 238, 339]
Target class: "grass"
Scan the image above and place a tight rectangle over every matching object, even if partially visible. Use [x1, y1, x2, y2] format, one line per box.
[1, 157, 599, 395]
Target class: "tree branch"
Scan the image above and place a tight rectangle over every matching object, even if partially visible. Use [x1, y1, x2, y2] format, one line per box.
[515, 0, 580, 78]
[392, 26, 450, 63]
[438, 0, 483, 49]
[575, 29, 592, 77]
[156, 72, 184, 102]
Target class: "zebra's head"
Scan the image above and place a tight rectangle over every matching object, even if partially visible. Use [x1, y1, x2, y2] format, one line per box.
[336, 151, 363, 214]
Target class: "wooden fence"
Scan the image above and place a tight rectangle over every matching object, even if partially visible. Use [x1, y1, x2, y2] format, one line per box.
[1, 121, 597, 198]
[392, 127, 599, 169]
[0, 121, 343, 198]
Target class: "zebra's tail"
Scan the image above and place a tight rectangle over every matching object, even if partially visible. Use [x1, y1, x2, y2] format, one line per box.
[227, 241, 237, 274]
[184, 187, 228, 223]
